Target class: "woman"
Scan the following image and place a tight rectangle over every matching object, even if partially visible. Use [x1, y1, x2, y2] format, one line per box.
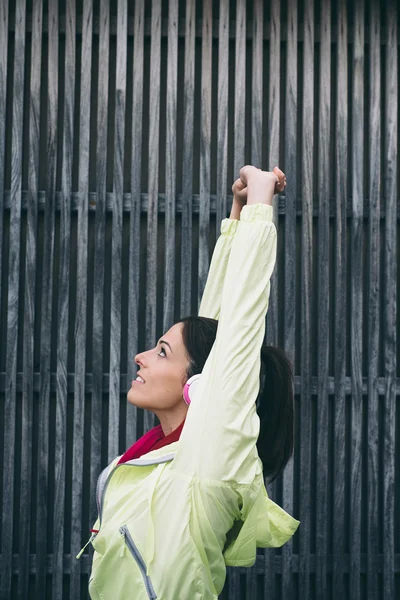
[83, 166, 299, 599]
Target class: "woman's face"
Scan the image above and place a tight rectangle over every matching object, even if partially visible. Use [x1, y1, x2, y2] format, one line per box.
[127, 322, 190, 412]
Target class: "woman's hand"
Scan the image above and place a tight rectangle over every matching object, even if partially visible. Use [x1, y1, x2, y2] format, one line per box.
[239, 166, 286, 206]
[230, 178, 248, 220]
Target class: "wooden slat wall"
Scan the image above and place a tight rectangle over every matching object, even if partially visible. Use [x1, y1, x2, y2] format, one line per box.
[1, 1, 399, 599]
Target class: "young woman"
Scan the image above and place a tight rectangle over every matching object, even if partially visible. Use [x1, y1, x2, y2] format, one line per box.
[84, 166, 299, 599]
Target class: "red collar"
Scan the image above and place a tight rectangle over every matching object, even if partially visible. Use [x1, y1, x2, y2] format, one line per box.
[118, 420, 185, 464]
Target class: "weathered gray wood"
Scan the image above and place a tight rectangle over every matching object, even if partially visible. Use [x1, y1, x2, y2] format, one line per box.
[266, 0, 280, 346]
[71, 0, 92, 596]
[91, 0, 108, 530]
[282, 1, 298, 596]
[108, 0, 127, 461]
[1, 0, 24, 597]
[299, 1, 314, 597]
[316, 0, 331, 596]
[251, 0, 263, 168]
[367, 3, 381, 597]
[333, 3, 348, 594]
[53, 0, 74, 596]
[233, 0, 246, 177]
[19, 1, 42, 598]
[383, 1, 397, 598]
[127, 0, 143, 445]
[163, 0, 178, 334]
[0, 0, 8, 318]
[264, 0, 279, 594]
[36, 0, 57, 596]
[198, 0, 212, 306]
[215, 0, 228, 228]
[180, 0, 195, 318]
[350, 2, 365, 598]
[145, 0, 161, 432]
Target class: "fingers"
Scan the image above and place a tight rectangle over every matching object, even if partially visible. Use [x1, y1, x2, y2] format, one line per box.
[273, 166, 286, 193]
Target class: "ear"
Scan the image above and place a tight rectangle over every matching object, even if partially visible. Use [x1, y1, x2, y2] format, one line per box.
[183, 374, 202, 406]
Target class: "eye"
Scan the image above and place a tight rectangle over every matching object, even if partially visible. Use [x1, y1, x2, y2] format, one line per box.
[158, 346, 167, 358]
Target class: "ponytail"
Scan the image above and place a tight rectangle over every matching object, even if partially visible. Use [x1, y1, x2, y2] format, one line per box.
[179, 317, 294, 482]
[257, 346, 294, 482]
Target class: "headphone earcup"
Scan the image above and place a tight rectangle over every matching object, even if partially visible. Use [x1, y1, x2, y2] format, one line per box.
[183, 374, 201, 406]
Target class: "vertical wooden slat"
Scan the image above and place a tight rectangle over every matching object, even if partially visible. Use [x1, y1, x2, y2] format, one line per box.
[282, 0, 298, 596]
[145, 0, 161, 432]
[180, 0, 195, 319]
[216, 0, 228, 228]
[53, 0, 74, 596]
[367, 1, 380, 596]
[92, 0, 108, 521]
[233, 0, 246, 176]
[0, 0, 8, 303]
[383, 1, 397, 597]
[266, 0, 280, 343]
[333, 0, 348, 595]
[248, 5, 265, 593]
[350, 2, 365, 598]
[316, 0, 331, 596]
[108, 0, 127, 461]
[71, 0, 92, 596]
[299, 0, 314, 597]
[251, 0, 263, 168]
[19, 1, 42, 598]
[127, 0, 143, 445]
[265, 2, 280, 591]
[198, 0, 212, 305]
[163, 0, 178, 333]
[36, 0, 57, 596]
[1, 0, 25, 597]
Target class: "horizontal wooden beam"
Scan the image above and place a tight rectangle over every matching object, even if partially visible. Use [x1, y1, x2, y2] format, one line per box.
[3, 190, 399, 219]
[2, 372, 400, 396]
[8, 552, 400, 575]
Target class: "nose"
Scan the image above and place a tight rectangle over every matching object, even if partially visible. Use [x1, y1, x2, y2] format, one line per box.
[135, 351, 146, 367]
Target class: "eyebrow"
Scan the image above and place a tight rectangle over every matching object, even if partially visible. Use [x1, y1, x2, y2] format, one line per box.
[159, 339, 173, 354]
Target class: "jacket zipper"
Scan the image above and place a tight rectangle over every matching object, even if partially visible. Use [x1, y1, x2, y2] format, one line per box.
[120, 525, 157, 599]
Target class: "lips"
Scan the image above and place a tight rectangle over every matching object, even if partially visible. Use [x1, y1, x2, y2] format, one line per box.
[132, 372, 145, 385]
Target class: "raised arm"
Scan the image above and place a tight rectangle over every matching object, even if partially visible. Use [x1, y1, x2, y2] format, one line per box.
[174, 167, 285, 483]
[198, 179, 248, 319]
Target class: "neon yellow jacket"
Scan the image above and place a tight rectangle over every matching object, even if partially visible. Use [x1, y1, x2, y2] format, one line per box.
[85, 204, 299, 600]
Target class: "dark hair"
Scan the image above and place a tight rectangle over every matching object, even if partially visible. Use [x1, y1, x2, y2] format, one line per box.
[179, 316, 294, 483]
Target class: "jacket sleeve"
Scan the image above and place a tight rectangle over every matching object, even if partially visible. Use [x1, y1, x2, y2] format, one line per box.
[173, 204, 277, 484]
[198, 218, 239, 320]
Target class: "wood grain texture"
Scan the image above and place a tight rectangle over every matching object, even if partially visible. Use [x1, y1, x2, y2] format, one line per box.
[19, 1, 42, 598]
[36, 0, 57, 596]
[0, 0, 8, 308]
[333, 1, 348, 595]
[383, 1, 397, 598]
[282, 0, 298, 596]
[145, 0, 161, 432]
[266, 0, 280, 348]
[198, 0, 212, 306]
[180, 0, 195, 319]
[216, 0, 228, 228]
[53, 1, 74, 597]
[299, 1, 314, 597]
[251, 0, 263, 168]
[316, 0, 331, 596]
[108, 0, 127, 461]
[163, 0, 178, 333]
[367, 2, 381, 597]
[71, 0, 92, 596]
[91, 0, 109, 531]
[233, 0, 246, 176]
[1, 0, 25, 597]
[350, 2, 365, 599]
[127, 0, 144, 445]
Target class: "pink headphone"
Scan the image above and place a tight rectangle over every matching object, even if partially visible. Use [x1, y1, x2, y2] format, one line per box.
[183, 374, 201, 406]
